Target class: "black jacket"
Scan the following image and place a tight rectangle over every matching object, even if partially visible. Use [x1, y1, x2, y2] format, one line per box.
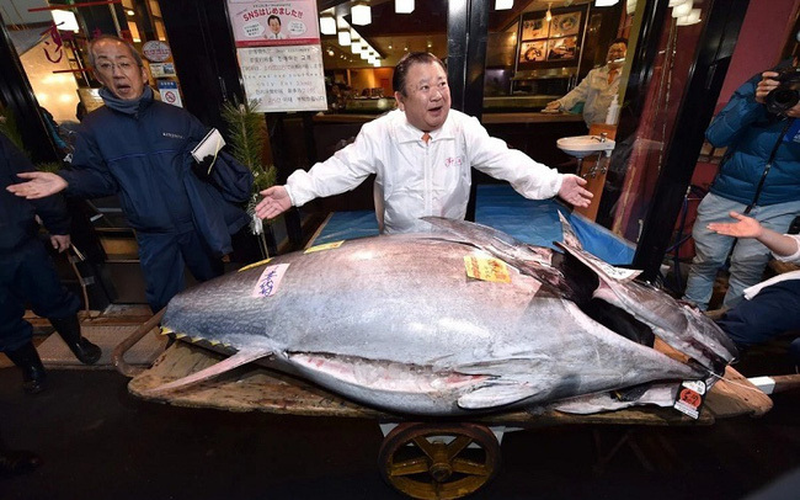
[0, 133, 70, 253]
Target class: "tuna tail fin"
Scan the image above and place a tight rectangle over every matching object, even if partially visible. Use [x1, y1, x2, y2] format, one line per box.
[144, 347, 273, 395]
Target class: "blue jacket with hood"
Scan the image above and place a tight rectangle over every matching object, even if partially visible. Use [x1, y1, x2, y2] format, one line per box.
[706, 66, 800, 207]
[60, 94, 253, 257]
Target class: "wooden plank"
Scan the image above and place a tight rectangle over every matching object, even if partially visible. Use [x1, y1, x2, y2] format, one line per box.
[129, 343, 771, 425]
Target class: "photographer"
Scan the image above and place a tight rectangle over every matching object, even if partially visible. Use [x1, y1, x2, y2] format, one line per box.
[683, 58, 800, 311]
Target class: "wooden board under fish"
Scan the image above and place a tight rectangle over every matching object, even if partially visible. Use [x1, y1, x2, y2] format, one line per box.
[128, 342, 773, 426]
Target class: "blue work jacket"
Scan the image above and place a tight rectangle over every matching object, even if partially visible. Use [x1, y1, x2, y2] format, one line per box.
[706, 67, 800, 207]
[61, 98, 253, 256]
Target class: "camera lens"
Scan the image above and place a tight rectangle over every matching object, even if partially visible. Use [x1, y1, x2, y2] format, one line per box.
[766, 87, 800, 114]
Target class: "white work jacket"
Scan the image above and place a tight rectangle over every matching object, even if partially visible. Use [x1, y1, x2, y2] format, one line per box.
[743, 234, 800, 299]
[285, 109, 564, 234]
[559, 64, 622, 127]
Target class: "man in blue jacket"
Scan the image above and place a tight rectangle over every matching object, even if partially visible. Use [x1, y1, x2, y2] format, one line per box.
[683, 61, 800, 311]
[1, 132, 101, 394]
[7, 35, 254, 313]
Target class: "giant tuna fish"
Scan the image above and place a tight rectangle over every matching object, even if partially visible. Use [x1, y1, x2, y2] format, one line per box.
[150, 216, 738, 416]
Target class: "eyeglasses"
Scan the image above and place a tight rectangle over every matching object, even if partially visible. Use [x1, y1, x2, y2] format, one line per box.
[95, 60, 138, 73]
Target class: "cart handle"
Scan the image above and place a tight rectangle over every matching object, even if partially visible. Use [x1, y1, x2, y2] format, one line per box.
[112, 308, 165, 378]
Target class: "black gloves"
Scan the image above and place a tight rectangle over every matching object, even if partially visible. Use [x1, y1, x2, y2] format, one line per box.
[192, 155, 215, 181]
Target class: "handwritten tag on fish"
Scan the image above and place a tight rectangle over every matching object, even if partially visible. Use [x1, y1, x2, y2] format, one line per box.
[252, 263, 290, 298]
[464, 256, 511, 283]
[672, 380, 706, 419]
[305, 241, 344, 254]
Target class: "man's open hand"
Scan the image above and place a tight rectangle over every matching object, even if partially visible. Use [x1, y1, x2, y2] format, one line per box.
[6, 171, 68, 199]
[255, 185, 292, 220]
[558, 174, 593, 208]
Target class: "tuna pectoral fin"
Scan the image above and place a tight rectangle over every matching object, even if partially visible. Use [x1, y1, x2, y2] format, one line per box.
[144, 348, 272, 395]
[458, 383, 540, 410]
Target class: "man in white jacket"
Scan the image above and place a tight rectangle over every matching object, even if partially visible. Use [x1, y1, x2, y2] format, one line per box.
[544, 38, 627, 128]
[256, 52, 592, 233]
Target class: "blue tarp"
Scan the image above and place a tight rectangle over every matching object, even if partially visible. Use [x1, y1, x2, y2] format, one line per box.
[309, 184, 635, 265]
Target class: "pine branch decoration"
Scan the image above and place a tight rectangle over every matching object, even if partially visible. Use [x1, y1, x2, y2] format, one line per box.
[220, 99, 277, 193]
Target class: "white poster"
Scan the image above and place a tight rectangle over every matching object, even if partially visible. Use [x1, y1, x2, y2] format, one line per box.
[238, 45, 327, 113]
[157, 81, 183, 108]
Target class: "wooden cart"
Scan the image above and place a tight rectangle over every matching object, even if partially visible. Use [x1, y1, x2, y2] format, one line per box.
[114, 314, 774, 500]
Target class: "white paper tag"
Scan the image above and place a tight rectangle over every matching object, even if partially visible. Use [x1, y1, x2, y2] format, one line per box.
[191, 128, 226, 164]
[252, 263, 290, 298]
[673, 380, 707, 419]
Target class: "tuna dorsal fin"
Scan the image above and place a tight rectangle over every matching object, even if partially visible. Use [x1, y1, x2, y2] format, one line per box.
[420, 216, 561, 283]
[555, 240, 642, 284]
[557, 211, 582, 250]
[421, 216, 529, 251]
[144, 347, 273, 395]
[458, 382, 541, 410]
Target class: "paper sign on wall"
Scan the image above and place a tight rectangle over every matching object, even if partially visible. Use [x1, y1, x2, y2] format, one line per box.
[238, 45, 327, 113]
[157, 81, 183, 108]
[228, 0, 320, 47]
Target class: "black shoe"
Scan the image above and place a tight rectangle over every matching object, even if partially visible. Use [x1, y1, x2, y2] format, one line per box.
[0, 449, 42, 476]
[4, 342, 47, 394]
[49, 316, 101, 365]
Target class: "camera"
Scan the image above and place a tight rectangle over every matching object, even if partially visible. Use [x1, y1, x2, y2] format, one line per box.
[765, 66, 800, 115]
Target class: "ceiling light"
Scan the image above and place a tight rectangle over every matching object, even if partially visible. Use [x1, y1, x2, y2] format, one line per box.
[351, 40, 362, 54]
[672, 1, 693, 17]
[351, 2, 371, 26]
[495, 0, 513, 10]
[373, 59, 381, 67]
[595, 0, 619, 6]
[336, 15, 348, 30]
[338, 30, 351, 46]
[545, 3, 553, 22]
[360, 51, 370, 60]
[327, 47, 335, 57]
[668, 0, 690, 6]
[320, 12, 336, 35]
[395, 0, 414, 14]
[676, 8, 702, 26]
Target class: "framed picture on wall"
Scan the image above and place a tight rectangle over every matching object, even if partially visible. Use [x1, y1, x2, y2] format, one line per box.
[550, 12, 580, 37]
[547, 36, 578, 61]
[519, 40, 548, 63]
[517, 5, 585, 71]
[521, 18, 548, 40]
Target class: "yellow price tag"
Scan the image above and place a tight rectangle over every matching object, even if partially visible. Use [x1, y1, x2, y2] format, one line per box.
[237, 257, 272, 273]
[305, 240, 344, 254]
[464, 255, 511, 283]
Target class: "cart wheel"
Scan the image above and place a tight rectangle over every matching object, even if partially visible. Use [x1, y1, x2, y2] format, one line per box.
[378, 422, 500, 500]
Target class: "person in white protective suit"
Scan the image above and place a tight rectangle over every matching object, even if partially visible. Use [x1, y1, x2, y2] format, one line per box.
[255, 52, 593, 234]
